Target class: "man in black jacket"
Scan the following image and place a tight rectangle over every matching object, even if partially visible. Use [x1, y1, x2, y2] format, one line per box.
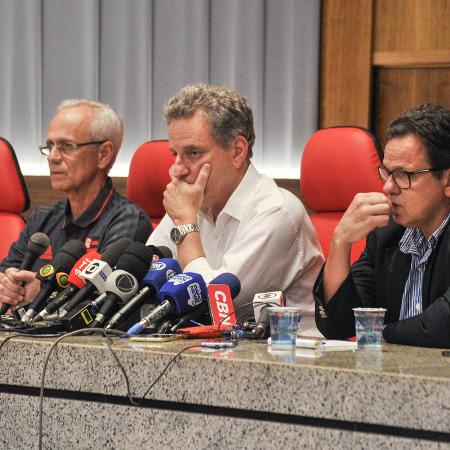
[314, 104, 450, 348]
[0, 100, 151, 308]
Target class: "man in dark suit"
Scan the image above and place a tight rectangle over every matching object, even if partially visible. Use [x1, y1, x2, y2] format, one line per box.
[314, 104, 450, 348]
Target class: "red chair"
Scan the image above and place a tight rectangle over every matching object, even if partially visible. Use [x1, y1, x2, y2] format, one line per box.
[0, 137, 30, 260]
[127, 140, 174, 229]
[300, 127, 384, 263]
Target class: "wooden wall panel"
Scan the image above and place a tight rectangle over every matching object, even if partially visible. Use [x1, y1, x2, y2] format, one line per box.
[321, 0, 450, 142]
[373, 67, 450, 148]
[319, 0, 373, 128]
[374, 0, 450, 52]
[372, 0, 450, 146]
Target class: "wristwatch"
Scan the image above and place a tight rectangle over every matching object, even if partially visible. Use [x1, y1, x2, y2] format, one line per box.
[170, 223, 200, 245]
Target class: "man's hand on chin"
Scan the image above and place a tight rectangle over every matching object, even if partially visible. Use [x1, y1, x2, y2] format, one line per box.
[164, 163, 211, 224]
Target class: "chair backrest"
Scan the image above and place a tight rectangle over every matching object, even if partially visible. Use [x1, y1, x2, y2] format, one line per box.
[300, 127, 384, 262]
[0, 137, 30, 260]
[127, 140, 174, 229]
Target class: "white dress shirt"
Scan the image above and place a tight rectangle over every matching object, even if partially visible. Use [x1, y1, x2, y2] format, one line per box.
[147, 163, 324, 336]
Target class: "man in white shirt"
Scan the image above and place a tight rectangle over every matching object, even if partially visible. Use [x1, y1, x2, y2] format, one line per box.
[148, 84, 323, 335]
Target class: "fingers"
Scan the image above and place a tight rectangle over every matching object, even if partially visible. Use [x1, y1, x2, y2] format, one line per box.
[6, 268, 36, 284]
[0, 269, 38, 306]
[355, 192, 390, 205]
[22, 277, 41, 303]
[194, 164, 211, 190]
[333, 192, 392, 246]
[169, 164, 178, 181]
[353, 200, 391, 218]
[0, 275, 25, 305]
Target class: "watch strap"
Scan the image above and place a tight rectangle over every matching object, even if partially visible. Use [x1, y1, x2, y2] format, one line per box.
[178, 224, 200, 235]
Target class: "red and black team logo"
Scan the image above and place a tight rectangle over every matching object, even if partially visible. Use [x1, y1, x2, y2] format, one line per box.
[40, 246, 53, 260]
[85, 237, 99, 249]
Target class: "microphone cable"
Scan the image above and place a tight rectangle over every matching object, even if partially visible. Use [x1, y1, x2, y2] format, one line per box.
[1, 323, 244, 449]
[34, 327, 201, 450]
[140, 344, 200, 401]
[36, 328, 125, 450]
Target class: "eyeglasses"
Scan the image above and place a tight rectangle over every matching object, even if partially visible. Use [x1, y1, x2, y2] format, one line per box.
[39, 140, 106, 157]
[377, 165, 449, 189]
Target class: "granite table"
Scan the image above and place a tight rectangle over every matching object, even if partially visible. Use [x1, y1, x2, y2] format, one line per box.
[0, 334, 449, 449]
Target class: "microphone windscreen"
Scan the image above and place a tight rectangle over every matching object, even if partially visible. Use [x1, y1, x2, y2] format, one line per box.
[100, 237, 133, 266]
[19, 232, 51, 271]
[159, 272, 208, 315]
[143, 258, 182, 292]
[115, 242, 153, 282]
[52, 240, 87, 272]
[148, 245, 173, 259]
[210, 273, 241, 298]
[27, 232, 50, 255]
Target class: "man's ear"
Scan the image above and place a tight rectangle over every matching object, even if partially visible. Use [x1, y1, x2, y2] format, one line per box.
[97, 141, 115, 170]
[230, 136, 249, 169]
[444, 169, 450, 198]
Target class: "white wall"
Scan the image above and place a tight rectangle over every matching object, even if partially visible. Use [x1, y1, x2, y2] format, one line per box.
[0, 0, 320, 179]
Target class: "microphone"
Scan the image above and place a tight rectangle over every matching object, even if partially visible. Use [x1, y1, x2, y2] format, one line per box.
[89, 242, 153, 328]
[171, 273, 241, 333]
[0, 232, 50, 316]
[207, 273, 241, 327]
[127, 272, 208, 335]
[31, 250, 101, 322]
[20, 232, 51, 271]
[254, 306, 270, 339]
[165, 302, 209, 333]
[59, 237, 132, 316]
[87, 270, 139, 327]
[147, 245, 173, 260]
[105, 258, 181, 330]
[58, 291, 111, 331]
[253, 291, 285, 339]
[21, 240, 87, 322]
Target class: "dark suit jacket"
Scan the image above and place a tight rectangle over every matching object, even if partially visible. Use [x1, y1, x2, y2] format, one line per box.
[313, 221, 450, 348]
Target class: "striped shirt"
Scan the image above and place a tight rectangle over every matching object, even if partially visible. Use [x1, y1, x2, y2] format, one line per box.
[399, 214, 450, 320]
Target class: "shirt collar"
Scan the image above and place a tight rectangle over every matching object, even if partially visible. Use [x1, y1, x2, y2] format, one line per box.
[400, 211, 450, 255]
[63, 177, 115, 229]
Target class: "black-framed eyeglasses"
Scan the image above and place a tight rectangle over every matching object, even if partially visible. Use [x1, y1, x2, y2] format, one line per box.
[39, 140, 106, 157]
[377, 165, 449, 189]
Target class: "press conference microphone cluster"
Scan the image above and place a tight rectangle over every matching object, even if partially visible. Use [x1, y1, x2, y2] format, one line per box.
[88, 242, 154, 328]
[0, 232, 50, 316]
[21, 239, 87, 322]
[31, 249, 100, 321]
[127, 272, 208, 335]
[33, 237, 133, 321]
[29, 241, 173, 331]
[161, 272, 242, 334]
[105, 257, 181, 330]
[127, 271, 241, 336]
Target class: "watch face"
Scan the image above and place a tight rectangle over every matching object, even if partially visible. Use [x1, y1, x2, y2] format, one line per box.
[170, 227, 182, 244]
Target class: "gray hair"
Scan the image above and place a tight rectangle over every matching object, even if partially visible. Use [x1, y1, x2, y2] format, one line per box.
[163, 84, 255, 158]
[58, 99, 124, 156]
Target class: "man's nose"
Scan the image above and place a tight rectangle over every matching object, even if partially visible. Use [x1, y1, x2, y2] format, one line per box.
[47, 146, 63, 163]
[171, 157, 189, 178]
[382, 175, 400, 195]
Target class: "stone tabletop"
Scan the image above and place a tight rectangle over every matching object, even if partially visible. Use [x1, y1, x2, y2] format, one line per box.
[0, 334, 449, 433]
